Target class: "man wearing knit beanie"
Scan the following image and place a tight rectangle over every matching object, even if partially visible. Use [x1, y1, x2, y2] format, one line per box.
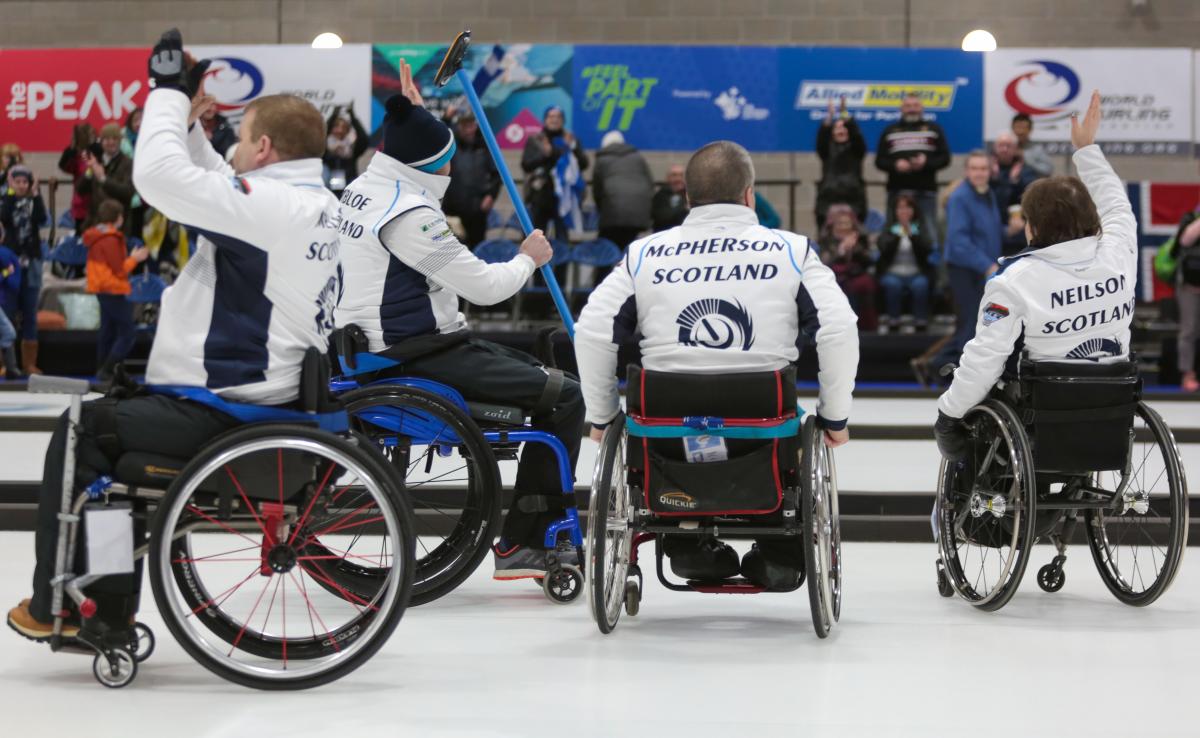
[337, 64, 585, 582]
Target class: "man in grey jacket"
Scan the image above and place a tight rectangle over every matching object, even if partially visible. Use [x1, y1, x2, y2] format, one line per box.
[592, 131, 654, 249]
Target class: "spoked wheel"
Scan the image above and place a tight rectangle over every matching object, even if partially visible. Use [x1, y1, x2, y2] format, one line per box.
[92, 648, 137, 688]
[587, 416, 631, 634]
[801, 416, 842, 638]
[1085, 402, 1189, 606]
[129, 623, 155, 663]
[149, 425, 415, 690]
[937, 400, 1036, 611]
[342, 386, 501, 606]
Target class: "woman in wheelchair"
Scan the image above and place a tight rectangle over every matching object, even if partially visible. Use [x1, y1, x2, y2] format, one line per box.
[576, 140, 858, 626]
[933, 91, 1188, 610]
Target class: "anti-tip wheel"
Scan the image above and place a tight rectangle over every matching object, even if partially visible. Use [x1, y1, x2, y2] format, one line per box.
[623, 581, 641, 617]
[1037, 563, 1066, 593]
[543, 565, 583, 604]
[93, 648, 137, 688]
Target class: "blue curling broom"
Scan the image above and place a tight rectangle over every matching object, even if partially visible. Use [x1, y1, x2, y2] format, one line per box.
[434, 29, 576, 339]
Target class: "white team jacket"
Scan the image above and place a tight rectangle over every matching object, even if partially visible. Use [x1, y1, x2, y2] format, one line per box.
[938, 145, 1138, 418]
[335, 152, 536, 352]
[576, 204, 860, 427]
[134, 88, 343, 405]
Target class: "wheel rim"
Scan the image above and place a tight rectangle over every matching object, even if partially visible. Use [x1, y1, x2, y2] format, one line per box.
[157, 438, 405, 682]
[94, 649, 136, 687]
[1087, 403, 1189, 603]
[347, 397, 488, 594]
[807, 432, 836, 632]
[587, 426, 630, 629]
[937, 404, 1031, 607]
[824, 443, 843, 622]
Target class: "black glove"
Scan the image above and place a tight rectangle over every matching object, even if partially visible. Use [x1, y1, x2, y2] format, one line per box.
[187, 58, 213, 97]
[934, 411, 969, 461]
[148, 28, 187, 92]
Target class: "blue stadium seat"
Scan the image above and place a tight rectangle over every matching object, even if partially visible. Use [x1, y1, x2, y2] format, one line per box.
[570, 238, 622, 268]
[474, 238, 520, 263]
[57, 210, 75, 230]
[128, 273, 167, 304]
[486, 209, 504, 230]
[865, 208, 886, 234]
[49, 235, 88, 266]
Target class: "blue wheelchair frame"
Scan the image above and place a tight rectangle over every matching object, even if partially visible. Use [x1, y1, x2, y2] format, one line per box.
[332, 355, 583, 550]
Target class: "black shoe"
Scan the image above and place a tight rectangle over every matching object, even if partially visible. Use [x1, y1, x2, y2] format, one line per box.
[663, 536, 739, 582]
[741, 541, 805, 591]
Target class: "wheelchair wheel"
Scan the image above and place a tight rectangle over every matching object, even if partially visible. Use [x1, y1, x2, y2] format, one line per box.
[936, 400, 1036, 611]
[587, 416, 631, 634]
[341, 386, 502, 606]
[149, 425, 415, 690]
[92, 647, 137, 689]
[1085, 402, 1189, 607]
[802, 416, 842, 639]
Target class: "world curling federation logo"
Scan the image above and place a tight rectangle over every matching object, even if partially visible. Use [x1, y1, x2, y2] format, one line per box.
[676, 299, 755, 351]
[1004, 60, 1081, 121]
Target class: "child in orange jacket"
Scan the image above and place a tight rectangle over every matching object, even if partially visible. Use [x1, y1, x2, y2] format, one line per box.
[84, 199, 147, 381]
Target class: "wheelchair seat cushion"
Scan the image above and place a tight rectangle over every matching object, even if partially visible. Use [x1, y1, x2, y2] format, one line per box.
[626, 366, 798, 516]
[115, 452, 187, 488]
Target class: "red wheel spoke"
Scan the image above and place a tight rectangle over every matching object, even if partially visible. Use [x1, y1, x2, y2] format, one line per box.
[184, 504, 261, 547]
[288, 461, 338, 547]
[224, 465, 271, 540]
[188, 565, 260, 617]
[314, 514, 387, 539]
[172, 543, 260, 564]
[261, 575, 283, 636]
[288, 570, 341, 651]
[298, 562, 378, 612]
[228, 573, 274, 656]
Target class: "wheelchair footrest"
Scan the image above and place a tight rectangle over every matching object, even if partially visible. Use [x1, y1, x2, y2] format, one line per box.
[687, 579, 766, 594]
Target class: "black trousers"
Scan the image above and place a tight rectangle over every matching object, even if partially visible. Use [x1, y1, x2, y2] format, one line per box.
[376, 338, 585, 548]
[96, 294, 136, 371]
[932, 265, 987, 379]
[30, 395, 239, 622]
[459, 211, 489, 248]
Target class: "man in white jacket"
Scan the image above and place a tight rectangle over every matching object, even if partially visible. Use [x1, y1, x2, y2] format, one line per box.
[336, 68, 584, 581]
[9, 30, 342, 640]
[936, 91, 1136, 458]
[575, 140, 860, 589]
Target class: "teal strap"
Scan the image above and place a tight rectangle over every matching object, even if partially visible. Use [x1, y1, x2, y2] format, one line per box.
[626, 415, 802, 439]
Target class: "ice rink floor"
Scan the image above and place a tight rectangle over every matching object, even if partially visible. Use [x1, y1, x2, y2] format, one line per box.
[3, 533, 1199, 738]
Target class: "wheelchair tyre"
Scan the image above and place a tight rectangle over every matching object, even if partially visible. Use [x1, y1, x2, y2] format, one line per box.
[624, 581, 640, 617]
[341, 386, 502, 607]
[543, 564, 583, 604]
[802, 416, 842, 639]
[1036, 563, 1065, 593]
[936, 560, 954, 598]
[1085, 402, 1189, 607]
[93, 647, 137, 689]
[149, 424, 415, 690]
[587, 416, 631, 633]
[936, 400, 1036, 611]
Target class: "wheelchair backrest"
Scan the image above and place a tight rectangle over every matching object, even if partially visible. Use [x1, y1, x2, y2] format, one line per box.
[1007, 359, 1140, 473]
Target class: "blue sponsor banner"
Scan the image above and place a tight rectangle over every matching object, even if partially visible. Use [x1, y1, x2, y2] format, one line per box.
[778, 48, 984, 153]
[573, 45, 780, 151]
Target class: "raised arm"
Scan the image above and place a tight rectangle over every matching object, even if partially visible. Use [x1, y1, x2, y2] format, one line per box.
[1070, 90, 1137, 269]
[793, 240, 859, 431]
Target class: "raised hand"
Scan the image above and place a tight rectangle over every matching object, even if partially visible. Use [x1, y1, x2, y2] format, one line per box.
[148, 28, 187, 92]
[1071, 89, 1102, 149]
[399, 59, 425, 108]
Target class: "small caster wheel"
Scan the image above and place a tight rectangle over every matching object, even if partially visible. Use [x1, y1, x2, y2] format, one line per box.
[130, 623, 155, 663]
[93, 647, 137, 688]
[936, 560, 954, 598]
[623, 581, 641, 617]
[543, 564, 583, 604]
[1037, 563, 1065, 593]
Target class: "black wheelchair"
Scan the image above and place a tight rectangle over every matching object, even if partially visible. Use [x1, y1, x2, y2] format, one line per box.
[31, 350, 416, 689]
[587, 367, 842, 637]
[935, 359, 1189, 611]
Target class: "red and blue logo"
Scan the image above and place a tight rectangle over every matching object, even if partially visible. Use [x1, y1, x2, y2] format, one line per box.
[1004, 60, 1081, 120]
[203, 57, 265, 113]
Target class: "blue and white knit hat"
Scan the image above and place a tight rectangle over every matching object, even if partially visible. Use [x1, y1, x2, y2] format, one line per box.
[381, 95, 456, 174]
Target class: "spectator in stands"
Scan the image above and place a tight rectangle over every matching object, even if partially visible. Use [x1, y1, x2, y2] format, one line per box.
[991, 130, 1036, 256]
[84, 199, 149, 382]
[874, 93, 951, 241]
[1157, 209, 1200, 392]
[199, 105, 237, 158]
[59, 124, 97, 235]
[651, 164, 689, 231]
[121, 108, 148, 238]
[323, 105, 369, 199]
[521, 106, 588, 239]
[0, 241, 20, 379]
[815, 97, 867, 228]
[592, 130, 653, 250]
[77, 123, 135, 230]
[443, 110, 501, 248]
[875, 192, 934, 334]
[754, 191, 782, 229]
[0, 165, 48, 375]
[930, 151, 1002, 379]
[1, 144, 24, 184]
[818, 204, 877, 330]
[1012, 113, 1054, 179]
